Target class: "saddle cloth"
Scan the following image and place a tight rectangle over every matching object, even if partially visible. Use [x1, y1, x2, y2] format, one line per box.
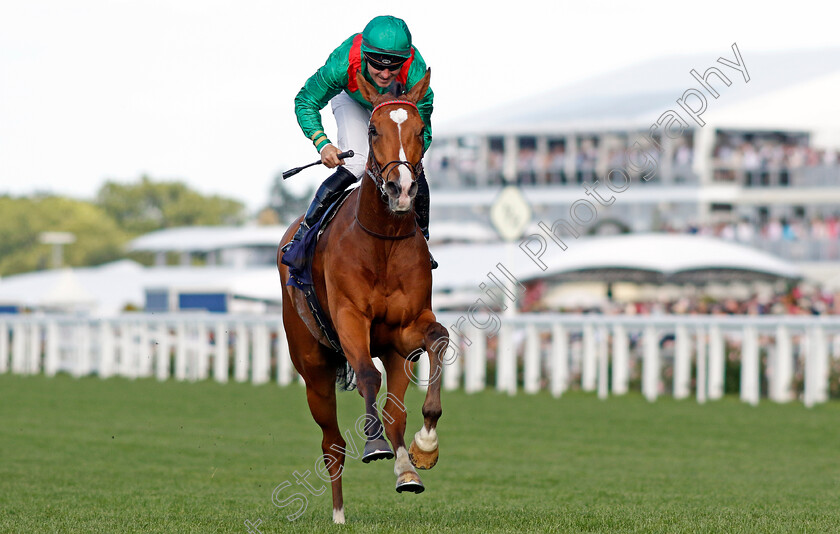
[280, 188, 355, 352]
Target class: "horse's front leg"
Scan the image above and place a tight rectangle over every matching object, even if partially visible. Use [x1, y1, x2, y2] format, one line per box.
[334, 307, 393, 462]
[403, 311, 449, 470]
[381, 352, 424, 493]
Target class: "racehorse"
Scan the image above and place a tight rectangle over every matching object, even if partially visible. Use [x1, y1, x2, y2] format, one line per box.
[276, 68, 448, 524]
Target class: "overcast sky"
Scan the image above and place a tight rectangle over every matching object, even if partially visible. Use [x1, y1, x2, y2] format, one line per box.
[1, 0, 838, 212]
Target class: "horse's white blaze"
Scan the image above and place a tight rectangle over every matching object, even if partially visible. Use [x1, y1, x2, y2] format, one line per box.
[413, 426, 438, 452]
[333, 507, 345, 524]
[389, 107, 413, 210]
[394, 446, 416, 476]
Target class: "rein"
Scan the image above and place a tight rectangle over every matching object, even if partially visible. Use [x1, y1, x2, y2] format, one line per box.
[355, 99, 422, 241]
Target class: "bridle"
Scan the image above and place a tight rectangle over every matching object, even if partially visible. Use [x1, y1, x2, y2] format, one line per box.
[355, 99, 423, 240]
[364, 100, 424, 199]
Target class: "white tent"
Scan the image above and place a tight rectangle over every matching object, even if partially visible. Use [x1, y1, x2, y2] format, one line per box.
[431, 233, 802, 291]
[40, 268, 97, 312]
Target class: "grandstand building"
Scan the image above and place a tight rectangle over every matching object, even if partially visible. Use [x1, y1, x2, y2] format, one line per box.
[426, 47, 840, 269]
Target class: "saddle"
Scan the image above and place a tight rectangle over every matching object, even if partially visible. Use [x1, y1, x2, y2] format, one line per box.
[281, 187, 356, 353]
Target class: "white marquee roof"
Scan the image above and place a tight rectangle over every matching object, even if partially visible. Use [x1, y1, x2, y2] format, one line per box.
[0, 260, 283, 316]
[128, 220, 498, 253]
[128, 225, 288, 253]
[432, 233, 802, 290]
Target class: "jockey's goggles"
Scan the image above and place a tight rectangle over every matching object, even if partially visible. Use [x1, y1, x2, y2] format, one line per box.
[364, 52, 405, 71]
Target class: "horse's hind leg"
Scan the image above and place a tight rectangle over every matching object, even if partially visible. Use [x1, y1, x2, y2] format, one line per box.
[381, 353, 424, 494]
[282, 291, 347, 523]
[302, 361, 347, 524]
[408, 318, 448, 470]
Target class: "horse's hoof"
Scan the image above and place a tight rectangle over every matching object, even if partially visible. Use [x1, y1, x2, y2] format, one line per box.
[362, 438, 394, 463]
[395, 471, 425, 494]
[408, 440, 439, 470]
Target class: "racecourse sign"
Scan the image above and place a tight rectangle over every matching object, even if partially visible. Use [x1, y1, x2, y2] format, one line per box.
[489, 186, 532, 242]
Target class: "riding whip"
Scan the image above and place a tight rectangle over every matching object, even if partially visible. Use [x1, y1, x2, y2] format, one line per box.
[282, 150, 355, 179]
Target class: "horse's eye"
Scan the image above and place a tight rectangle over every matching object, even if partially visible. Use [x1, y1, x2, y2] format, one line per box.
[368, 125, 378, 137]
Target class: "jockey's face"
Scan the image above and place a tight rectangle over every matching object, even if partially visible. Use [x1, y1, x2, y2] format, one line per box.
[367, 63, 399, 88]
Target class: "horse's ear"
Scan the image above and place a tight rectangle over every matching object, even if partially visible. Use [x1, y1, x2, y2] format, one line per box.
[405, 68, 431, 104]
[356, 71, 379, 105]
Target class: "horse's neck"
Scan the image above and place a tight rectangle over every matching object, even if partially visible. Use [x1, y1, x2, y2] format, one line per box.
[355, 172, 416, 238]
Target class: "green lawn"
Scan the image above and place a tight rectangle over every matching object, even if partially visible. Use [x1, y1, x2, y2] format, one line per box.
[1, 374, 839, 533]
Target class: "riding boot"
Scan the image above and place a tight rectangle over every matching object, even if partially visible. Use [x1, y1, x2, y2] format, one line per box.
[415, 170, 438, 270]
[282, 166, 357, 252]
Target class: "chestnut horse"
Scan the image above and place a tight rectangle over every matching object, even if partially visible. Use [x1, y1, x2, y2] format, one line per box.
[276, 69, 448, 524]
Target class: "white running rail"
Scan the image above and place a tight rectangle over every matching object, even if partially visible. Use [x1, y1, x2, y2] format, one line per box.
[1, 313, 838, 407]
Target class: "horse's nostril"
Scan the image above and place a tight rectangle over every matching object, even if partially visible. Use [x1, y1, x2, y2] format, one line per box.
[384, 181, 400, 197]
[408, 182, 418, 197]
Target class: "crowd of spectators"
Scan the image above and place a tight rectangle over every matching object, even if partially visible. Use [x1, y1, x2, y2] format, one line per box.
[547, 285, 840, 317]
[713, 133, 840, 186]
[714, 133, 838, 168]
[661, 214, 840, 243]
[515, 136, 696, 185]
[429, 129, 840, 189]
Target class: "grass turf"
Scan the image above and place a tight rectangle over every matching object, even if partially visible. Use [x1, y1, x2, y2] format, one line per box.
[1, 374, 839, 533]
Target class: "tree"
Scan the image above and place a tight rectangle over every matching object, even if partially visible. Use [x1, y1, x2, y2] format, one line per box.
[266, 172, 314, 225]
[0, 195, 127, 276]
[95, 175, 246, 234]
[0, 178, 249, 276]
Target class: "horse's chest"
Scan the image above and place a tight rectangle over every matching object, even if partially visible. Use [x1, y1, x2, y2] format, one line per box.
[370, 286, 416, 321]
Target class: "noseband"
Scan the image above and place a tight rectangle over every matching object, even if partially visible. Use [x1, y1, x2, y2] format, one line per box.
[365, 100, 424, 199]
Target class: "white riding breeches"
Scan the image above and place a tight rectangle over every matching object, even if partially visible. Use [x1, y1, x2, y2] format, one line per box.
[329, 91, 370, 179]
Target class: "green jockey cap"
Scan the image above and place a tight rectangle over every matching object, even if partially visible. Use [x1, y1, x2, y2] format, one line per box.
[361, 15, 412, 59]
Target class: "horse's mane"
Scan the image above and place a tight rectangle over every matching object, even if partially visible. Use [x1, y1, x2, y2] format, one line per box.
[386, 81, 405, 97]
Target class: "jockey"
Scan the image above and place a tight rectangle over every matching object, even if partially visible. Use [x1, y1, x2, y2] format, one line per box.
[284, 15, 437, 268]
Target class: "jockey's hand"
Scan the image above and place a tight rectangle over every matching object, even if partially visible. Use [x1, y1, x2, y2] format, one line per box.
[320, 144, 346, 169]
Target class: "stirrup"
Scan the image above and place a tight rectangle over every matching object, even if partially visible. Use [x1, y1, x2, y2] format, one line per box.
[281, 223, 307, 253]
[419, 227, 437, 269]
[419, 226, 436, 269]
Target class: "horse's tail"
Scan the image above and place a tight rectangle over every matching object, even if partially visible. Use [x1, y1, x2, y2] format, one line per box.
[335, 357, 357, 391]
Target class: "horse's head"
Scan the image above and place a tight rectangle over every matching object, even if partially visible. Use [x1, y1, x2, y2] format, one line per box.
[356, 69, 431, 214]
